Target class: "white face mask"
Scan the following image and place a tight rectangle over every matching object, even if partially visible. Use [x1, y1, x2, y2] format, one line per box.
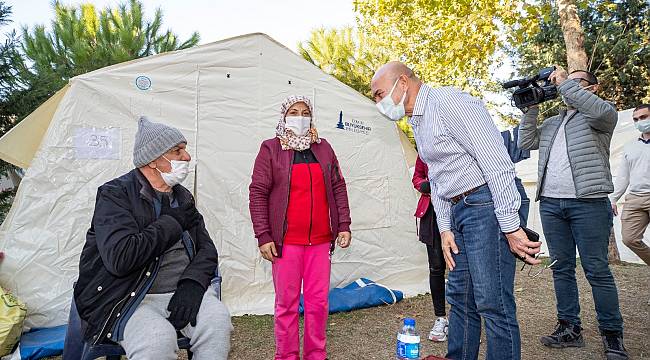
[635, 119, 650, 133]
[284, 116, 312, 136]
[376, 78, 407, 121]
[157, 156, 191, 187]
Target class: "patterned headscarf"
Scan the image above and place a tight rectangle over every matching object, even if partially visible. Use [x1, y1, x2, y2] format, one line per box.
[276, 95, 320, 151]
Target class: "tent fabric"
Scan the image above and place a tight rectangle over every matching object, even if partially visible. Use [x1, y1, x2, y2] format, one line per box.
[0, 33, 427, 329]
[515, 108, 644, 264]
[0, 85, 69, 169]
[299, 278, 404, 314]
[398, 129, 417, 168]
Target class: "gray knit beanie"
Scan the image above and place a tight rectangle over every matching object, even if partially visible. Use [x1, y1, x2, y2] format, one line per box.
[133, 116, 187, 168]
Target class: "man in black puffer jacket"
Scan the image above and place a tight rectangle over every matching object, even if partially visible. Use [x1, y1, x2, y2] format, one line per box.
[74, 116, 232, 360]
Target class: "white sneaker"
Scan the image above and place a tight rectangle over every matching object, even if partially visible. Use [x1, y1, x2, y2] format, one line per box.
[428, 317, 449, 342]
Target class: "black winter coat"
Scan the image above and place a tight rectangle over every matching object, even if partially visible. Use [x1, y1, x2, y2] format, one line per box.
[73, 169, 218, 342]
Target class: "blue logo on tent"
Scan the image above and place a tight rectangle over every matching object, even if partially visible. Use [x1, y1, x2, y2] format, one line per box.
[336, 111, 371, 135]
[135, 76, 151, 90]
[336, 111, 345, 129]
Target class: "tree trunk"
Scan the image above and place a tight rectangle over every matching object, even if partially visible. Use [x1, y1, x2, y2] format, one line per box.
[557, 0, 589, 72]
[608, 229, 622, 264]
[558, 0, 621, 263]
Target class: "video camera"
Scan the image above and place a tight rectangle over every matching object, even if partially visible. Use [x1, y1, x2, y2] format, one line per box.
[503, 66, 558, 110]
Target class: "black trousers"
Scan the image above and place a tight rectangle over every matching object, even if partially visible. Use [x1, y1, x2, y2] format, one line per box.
[419, 205, 446, 317]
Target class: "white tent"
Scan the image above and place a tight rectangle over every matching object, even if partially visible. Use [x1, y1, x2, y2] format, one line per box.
[516, 108, 645, 264]
[0, 33, 427, 329]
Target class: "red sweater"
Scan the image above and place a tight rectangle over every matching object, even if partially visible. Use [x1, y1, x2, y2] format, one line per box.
[284, 163, 332, 245]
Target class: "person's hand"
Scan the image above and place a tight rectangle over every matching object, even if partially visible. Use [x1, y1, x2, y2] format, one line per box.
[160, 194, 200, 230]
[612, 203, 619, 217]
[259, 242, 278, 262]
[549, 65, 569, 86]
[505, 228, 542, 265]
[441, 231, 458, 271]
[522, 104, 539, 114]
[167, 280, 205, 330]
[337, 231, 352, 248]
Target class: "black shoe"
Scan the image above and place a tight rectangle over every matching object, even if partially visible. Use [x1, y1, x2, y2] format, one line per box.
[540, 320, 585, 348]
[602, 331, 629, 360]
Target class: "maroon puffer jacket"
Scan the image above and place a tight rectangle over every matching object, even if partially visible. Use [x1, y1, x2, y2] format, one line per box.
[249, 138, 351, 256]
[413, 156, 431, 218]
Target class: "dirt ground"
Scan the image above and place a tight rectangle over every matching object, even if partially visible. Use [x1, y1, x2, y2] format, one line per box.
[48, 262, 649, 360]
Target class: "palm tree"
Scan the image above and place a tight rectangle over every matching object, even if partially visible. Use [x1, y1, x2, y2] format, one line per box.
[298, 27, 388, 99]
[298, 27, 415, 143]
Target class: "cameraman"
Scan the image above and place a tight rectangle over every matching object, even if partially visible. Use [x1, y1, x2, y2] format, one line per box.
[518, 66, 628, 360]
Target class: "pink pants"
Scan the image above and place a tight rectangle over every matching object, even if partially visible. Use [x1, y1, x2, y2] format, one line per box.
[272, 242, 331, 360]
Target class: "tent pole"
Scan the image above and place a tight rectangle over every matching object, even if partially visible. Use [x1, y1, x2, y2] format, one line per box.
[193, 66, 200, 203]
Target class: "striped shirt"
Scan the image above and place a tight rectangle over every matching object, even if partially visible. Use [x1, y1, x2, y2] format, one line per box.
[408, 84, 521, 233]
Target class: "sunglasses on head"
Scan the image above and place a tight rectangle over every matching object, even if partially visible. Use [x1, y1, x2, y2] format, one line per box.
[520, 254, 558, 278]
[571, 78, 596, 86]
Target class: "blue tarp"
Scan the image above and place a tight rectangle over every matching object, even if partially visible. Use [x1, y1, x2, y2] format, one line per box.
[299, 278, 404, 314]
[17, 325, 66, 360]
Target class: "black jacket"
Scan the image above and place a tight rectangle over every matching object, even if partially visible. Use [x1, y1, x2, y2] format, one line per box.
[73, 169, 218, 343]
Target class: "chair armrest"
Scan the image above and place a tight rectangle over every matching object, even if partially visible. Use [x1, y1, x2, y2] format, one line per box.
[210, 267, 222, 300]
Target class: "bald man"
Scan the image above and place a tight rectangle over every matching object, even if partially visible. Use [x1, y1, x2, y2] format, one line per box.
[371, 62, 541, 360]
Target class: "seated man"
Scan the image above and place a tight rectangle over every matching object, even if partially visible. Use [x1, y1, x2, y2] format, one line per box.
[74, 116, 232, 360]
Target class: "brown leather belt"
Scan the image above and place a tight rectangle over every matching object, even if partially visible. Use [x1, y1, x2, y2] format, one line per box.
[450, 185, 484, 204]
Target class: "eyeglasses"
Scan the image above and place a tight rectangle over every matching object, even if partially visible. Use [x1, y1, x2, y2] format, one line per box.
[520, 252, 558, 278]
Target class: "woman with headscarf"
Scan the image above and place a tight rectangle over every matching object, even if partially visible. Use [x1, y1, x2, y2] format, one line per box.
[249, 95, 352, 360]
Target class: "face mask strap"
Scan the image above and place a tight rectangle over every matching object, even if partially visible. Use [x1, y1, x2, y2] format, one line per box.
[155, 156, 169, 175]
[388, 77, 407, 105]
[155, 156, 174, 175]
[399, 85, 408, 105]
[388, 77, 400, 96]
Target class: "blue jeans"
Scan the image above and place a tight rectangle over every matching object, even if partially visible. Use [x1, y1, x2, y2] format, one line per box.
[446, 185, 526, 360]
[539, 197, 623, 334]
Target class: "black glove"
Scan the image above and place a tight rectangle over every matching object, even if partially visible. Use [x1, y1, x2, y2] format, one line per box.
[167, 280, 205, 330]
[419, 182, 431, 194]
[160, 194, 201, 231]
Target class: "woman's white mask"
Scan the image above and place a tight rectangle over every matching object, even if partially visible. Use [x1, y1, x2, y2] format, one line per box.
[284, 116, 312, 136]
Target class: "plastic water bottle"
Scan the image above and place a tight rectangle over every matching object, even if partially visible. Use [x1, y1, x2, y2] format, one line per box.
[396, 317, 420, 359]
